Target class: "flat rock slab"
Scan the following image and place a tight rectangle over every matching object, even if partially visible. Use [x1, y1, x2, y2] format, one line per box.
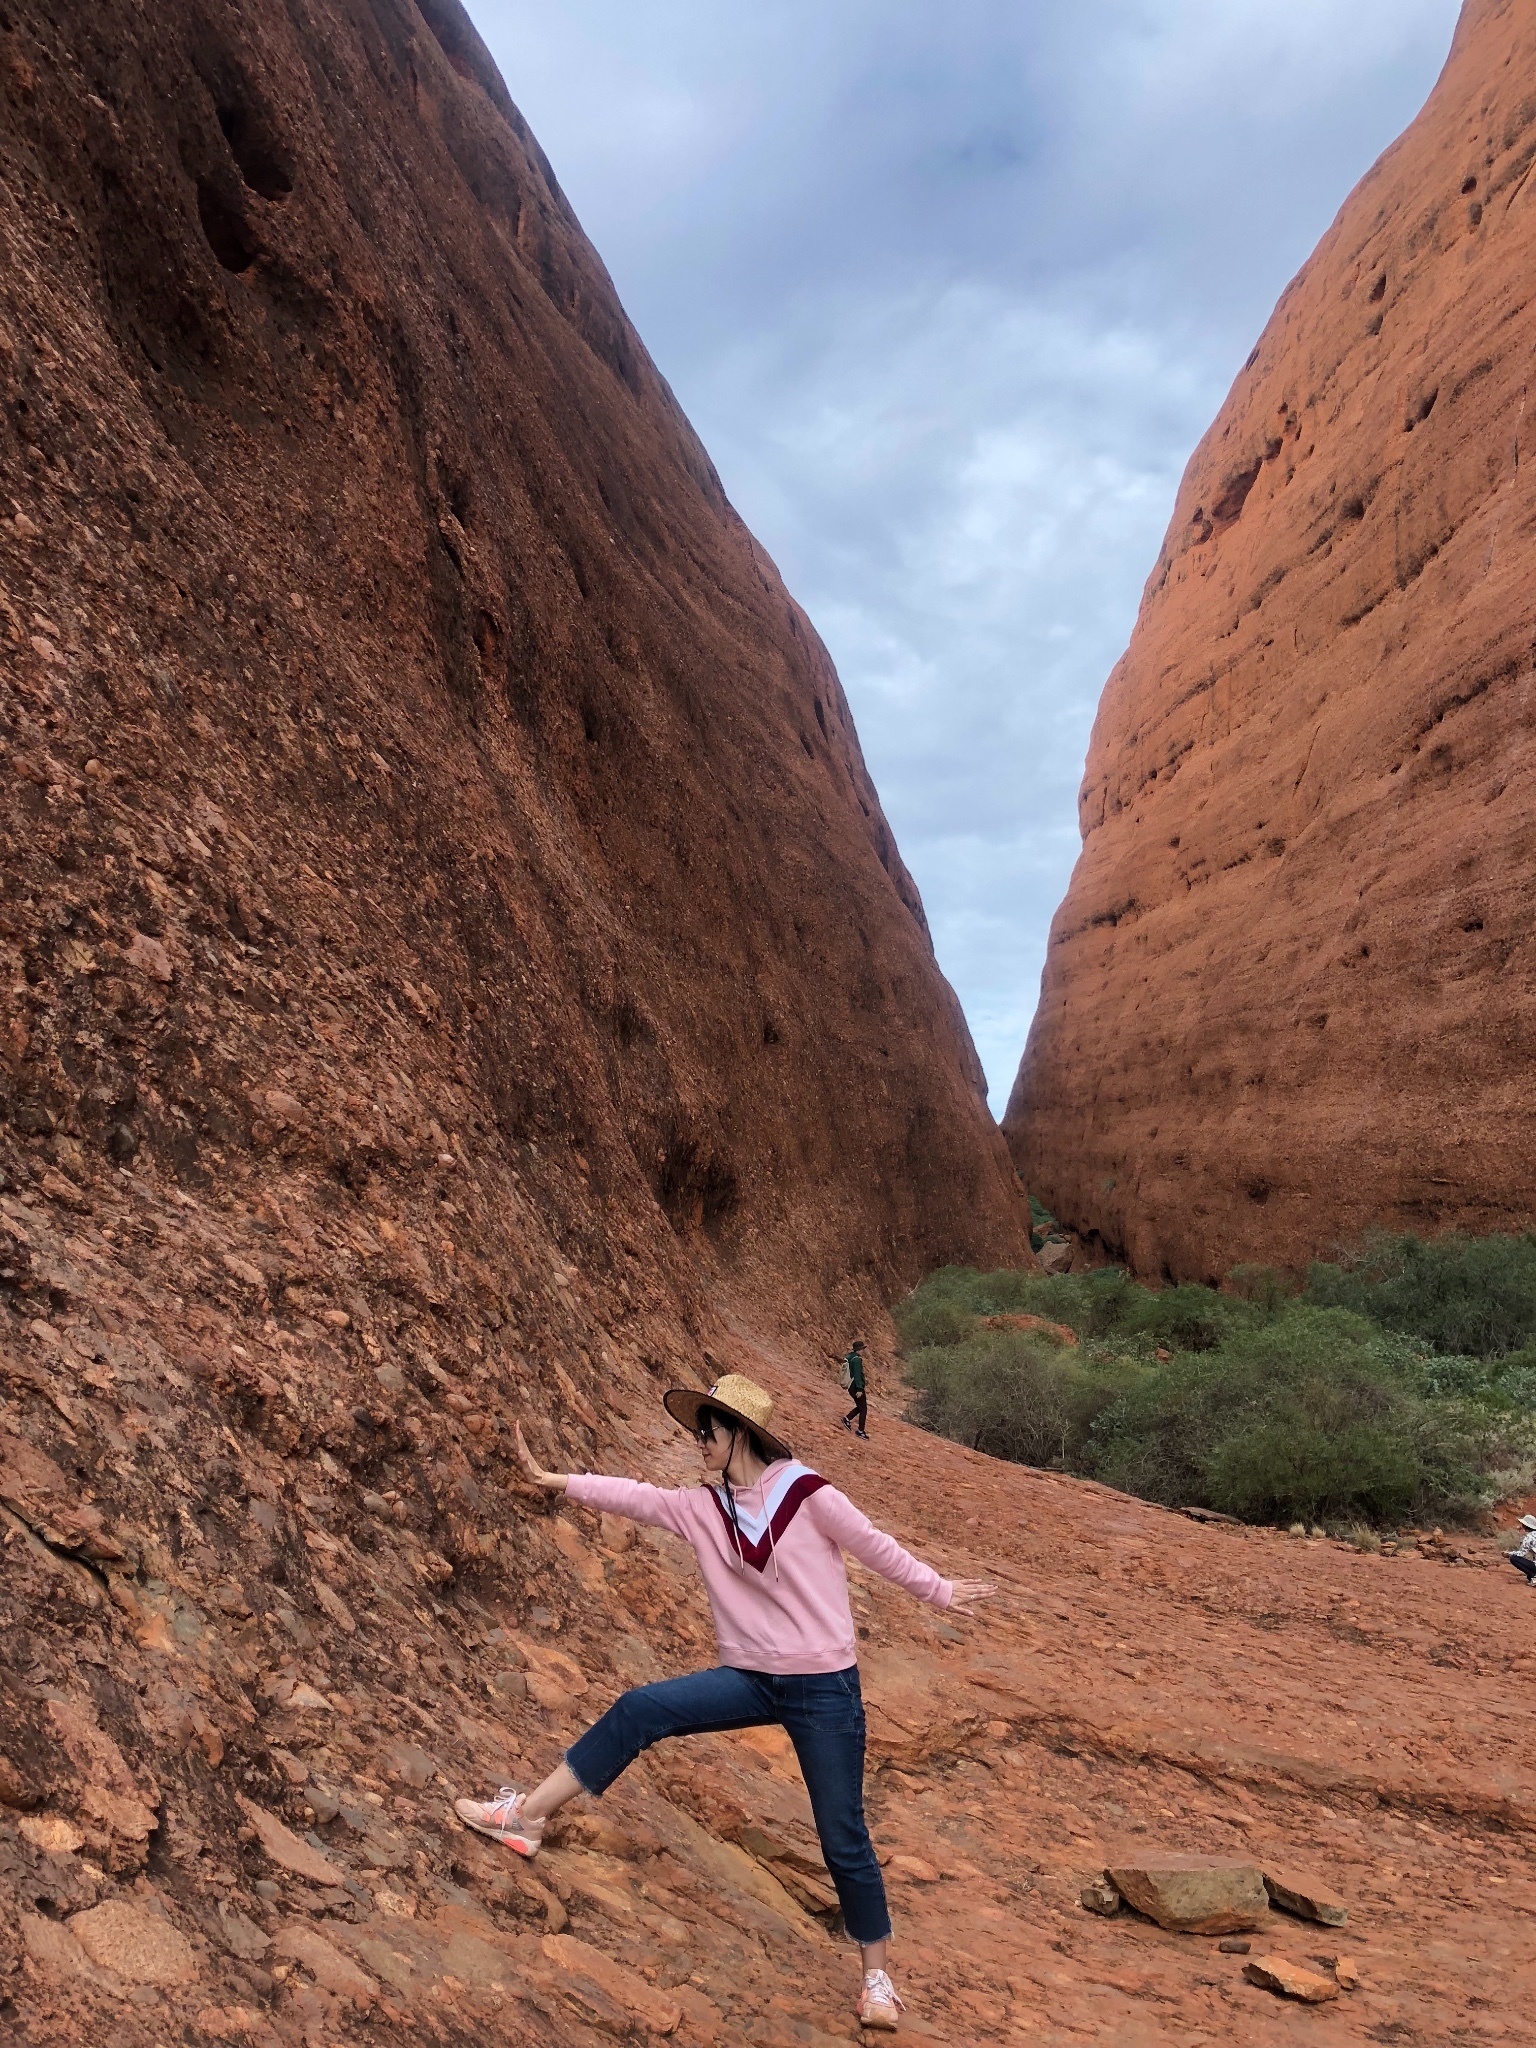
[1244, 1954, 1341, 2002]
[1265, 1867, 1348, 1925]
[68, 1899, 199, 1985]
[542, 1933, 682, 2035]
[238, 1794, 345, 1887]
[274, 1922, 379, 2004]
[1105, 1854, 1269, 1933]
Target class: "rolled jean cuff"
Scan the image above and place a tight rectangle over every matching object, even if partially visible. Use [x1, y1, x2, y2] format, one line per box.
[562, 1747, 597, 1796]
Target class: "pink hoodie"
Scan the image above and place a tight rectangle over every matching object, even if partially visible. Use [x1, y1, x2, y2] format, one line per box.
[565, 1460, 952, 1675]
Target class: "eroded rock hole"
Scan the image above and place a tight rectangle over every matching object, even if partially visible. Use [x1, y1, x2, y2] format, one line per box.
[652, 1133, 739, 1237]
[217, 103, 294, 201]
[473, 611, 500, 665]
[445, 469, 473, 526]
[1211, 461, 1261, 526]
[197, 181, 258, 273]
[1368, 272, 1387, 303]
[813, 697, 828, 739]
[610, 1000, 649, 1049]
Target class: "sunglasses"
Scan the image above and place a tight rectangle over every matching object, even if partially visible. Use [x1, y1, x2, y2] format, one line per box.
[695, 1416, 728, 1445]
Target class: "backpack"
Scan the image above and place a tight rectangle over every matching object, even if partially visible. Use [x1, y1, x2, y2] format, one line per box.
[838, 1357, 853, 1391]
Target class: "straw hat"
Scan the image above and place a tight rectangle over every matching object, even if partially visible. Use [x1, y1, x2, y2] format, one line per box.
[1521, 1514, 1536, 1532]
[663, 1372, 793, 1463]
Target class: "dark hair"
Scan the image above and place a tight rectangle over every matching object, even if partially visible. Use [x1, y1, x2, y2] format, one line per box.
[698, 1406, 774, 1466]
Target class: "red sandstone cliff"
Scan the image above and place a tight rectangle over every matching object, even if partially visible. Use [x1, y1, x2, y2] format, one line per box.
[0, 3, 1531, 2030]
[0, 0, 1041, 2037]
[0, 0, 1030, 1324]
[1006, 0, 1536, 1282]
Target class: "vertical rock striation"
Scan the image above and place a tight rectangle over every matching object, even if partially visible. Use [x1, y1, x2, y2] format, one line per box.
[1006, 0, 1536, 1281]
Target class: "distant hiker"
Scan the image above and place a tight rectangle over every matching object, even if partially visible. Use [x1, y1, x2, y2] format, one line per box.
[1508, 1514, 1536, 1585]
[456, 1373, 994, 2032]
[839, 1338, 869, 1438]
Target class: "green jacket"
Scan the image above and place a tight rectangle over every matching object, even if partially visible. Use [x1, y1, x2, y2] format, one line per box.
[844, 1350, 866, 1393]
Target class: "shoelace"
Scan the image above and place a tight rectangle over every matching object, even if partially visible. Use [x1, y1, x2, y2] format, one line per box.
[487, 1787, 532, 1829]
[862, 1970, 904, 2010]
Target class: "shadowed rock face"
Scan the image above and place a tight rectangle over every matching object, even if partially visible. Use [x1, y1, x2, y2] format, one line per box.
[0, 3, 1035, 2036]
[1006, 0, 1536, 1283]
[0, 0, 1029, 1315]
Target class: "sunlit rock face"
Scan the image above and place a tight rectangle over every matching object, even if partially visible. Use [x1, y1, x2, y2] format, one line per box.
[1007, 0, 1536, 1282]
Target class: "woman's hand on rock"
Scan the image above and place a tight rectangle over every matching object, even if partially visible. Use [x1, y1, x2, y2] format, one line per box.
[947, 1579, 997, 1613]
[514, 1422, 569, 1492]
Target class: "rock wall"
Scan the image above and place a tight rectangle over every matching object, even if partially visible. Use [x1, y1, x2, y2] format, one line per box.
[0, 0, 1030, 1334]
[1006, 0, 1536, 1282]
[0, 1, 1032, 2036]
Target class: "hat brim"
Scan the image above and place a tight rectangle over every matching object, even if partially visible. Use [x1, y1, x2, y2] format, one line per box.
[663, 1386, 793, 1464]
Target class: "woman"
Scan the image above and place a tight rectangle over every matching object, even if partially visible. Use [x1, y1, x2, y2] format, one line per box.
[454, 1372, 993, 2032]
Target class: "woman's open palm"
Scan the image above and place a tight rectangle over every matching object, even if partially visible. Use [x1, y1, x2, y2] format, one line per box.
[947, 1579, 997, 1613]
[514, 1422, 567, 1492]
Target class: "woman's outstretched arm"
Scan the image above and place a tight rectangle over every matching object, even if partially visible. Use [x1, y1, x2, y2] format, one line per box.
[808, 1487, 995, 1613]
[517, 1423, 697, 1536]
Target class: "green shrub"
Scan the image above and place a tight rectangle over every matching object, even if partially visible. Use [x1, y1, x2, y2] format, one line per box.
[1306, 1231, 1536, 1357]
[894, 1249, 1536, 1526]
[1137, 1283, 1232, 1354]
[1086, 1307, 1430, 1522]
[1225, 1264, 1293, 1313]
[905, 1330, 1134, 1470]
[895, 1296, 972, 1349]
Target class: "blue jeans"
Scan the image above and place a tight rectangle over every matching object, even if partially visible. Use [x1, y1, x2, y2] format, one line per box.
[566, 1665, 891, 1943]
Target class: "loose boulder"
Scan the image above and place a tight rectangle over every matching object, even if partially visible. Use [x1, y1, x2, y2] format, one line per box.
[1264, 1867, 1348, 1926]
[1243, 1954, 1341, 2003]
[1104, 1855, 1269, 1934]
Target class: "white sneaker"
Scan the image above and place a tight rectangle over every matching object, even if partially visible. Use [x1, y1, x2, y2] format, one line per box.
[857, 1969, 904, 2030]
[452, 1786, 545, 1857]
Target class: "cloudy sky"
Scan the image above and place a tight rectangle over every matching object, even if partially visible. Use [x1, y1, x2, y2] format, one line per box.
[467, 0, 1463, 1111]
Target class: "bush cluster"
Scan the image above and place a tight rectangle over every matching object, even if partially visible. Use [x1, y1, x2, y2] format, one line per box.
[895, 1238, 1536, 1527]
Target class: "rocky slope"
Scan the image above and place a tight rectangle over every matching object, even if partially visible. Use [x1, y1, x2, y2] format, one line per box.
[8, 1323, 1536, 2045]
[0, 0, 1047, 2038]
[1006, 0, 1536, 1281]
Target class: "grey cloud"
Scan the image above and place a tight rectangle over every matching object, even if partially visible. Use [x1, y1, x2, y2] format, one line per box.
[469, 0, 1462, 1104]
